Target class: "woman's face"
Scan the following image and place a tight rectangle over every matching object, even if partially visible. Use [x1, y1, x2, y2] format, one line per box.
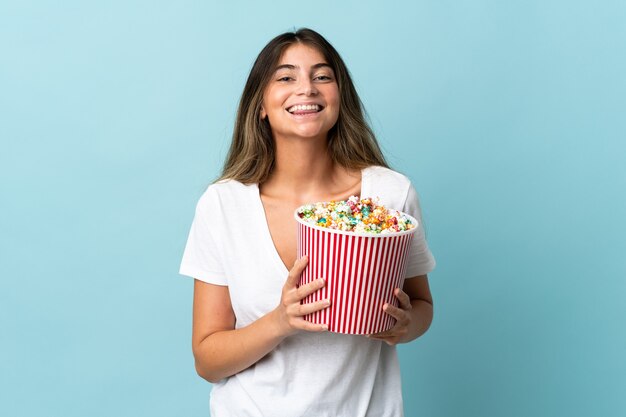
[261, 43, 340, 142]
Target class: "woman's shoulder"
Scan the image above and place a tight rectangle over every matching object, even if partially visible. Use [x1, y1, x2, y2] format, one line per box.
[195, 178, 257, 213]
[210, 177, 255, 192]
[204, 177, 257, 194]
[363, 165, 412, 187]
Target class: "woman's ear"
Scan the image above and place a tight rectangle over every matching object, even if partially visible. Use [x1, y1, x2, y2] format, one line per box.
[260, 107, 267, 119]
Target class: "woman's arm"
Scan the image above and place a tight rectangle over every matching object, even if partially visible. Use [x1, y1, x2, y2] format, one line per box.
[192, 257, 329, 383]
[366, 275, 434, 345]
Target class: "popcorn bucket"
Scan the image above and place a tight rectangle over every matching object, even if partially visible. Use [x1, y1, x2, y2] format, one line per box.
[294, 209, 418, 335]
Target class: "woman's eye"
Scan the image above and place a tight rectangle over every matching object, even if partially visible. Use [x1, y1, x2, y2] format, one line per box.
[277, 76, 293, 82]
[315, 75, 332, 81]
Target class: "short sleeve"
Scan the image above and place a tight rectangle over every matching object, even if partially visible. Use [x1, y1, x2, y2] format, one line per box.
[179, 189, 228, 285]
[402, 183, 436, 278]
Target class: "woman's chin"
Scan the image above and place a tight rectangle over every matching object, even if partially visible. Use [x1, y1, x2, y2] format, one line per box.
[274, 128, 331, 142]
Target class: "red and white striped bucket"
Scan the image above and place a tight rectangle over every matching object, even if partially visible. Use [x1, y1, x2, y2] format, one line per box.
[294, 210, 418, 335]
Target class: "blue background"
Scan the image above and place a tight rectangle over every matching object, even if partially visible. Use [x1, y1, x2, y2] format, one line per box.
[1, 1, 625, 416]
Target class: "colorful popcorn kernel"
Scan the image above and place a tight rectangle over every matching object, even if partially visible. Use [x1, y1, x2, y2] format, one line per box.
[296, 196, 414, 234]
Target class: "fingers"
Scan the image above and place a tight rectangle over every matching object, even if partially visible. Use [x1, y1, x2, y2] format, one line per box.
[285, 256, 309, 287]
[285, 256, 329, 301]
[295, 277, 326, 301]
[289, 298, 331, 317]
[382, 303, 404, 320]
[367, 330, 391, 338]
[364, 290, 413, 344]
[395, 288, 412, 310]
[297, 320, 329, 332]
[285, 300, 331, 333]
[366, 322, 402, 346]
[287, 298, 331, 333]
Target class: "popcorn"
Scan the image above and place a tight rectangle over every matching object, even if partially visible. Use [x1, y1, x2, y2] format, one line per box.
[296, 196, 415, 234]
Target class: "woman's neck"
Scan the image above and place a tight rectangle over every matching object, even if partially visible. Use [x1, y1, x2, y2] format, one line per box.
[260, 136, 358, 203]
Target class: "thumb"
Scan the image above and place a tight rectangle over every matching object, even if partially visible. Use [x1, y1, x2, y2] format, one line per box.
[286, 256, 309, 287]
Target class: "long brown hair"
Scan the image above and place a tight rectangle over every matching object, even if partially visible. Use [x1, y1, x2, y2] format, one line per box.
[218, 28, 388, 184]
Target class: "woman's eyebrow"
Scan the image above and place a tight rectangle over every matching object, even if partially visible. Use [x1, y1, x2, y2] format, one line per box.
[274, 63, 332, 71]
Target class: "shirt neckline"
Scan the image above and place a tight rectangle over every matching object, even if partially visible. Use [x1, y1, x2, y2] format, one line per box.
[252, 166, 373, 276]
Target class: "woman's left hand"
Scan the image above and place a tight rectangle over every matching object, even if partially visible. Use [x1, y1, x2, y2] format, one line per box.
[366, 288, 413, 346]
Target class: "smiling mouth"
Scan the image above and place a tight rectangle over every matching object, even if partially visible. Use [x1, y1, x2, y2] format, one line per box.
[286, 104, 324, 115]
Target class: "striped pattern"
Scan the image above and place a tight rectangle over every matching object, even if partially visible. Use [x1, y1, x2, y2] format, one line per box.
[297, 223, 416, 335]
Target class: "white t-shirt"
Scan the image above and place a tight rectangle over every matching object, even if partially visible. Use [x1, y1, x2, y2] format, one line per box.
[179, 165, 436, 417]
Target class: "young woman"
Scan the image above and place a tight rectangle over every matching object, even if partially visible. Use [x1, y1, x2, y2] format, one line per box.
[180, 28, 436, 416]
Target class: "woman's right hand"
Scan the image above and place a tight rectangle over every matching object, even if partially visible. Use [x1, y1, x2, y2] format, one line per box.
[272, 256, 331, 337]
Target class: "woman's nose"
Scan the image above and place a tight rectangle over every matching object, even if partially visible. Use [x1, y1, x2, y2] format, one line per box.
[297, 78, 318, 96]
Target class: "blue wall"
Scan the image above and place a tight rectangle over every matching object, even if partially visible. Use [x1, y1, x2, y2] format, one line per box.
[1, 1, 625, 416]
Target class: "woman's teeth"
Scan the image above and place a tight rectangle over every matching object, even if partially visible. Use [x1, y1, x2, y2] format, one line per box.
[287, 104, 321, 113]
